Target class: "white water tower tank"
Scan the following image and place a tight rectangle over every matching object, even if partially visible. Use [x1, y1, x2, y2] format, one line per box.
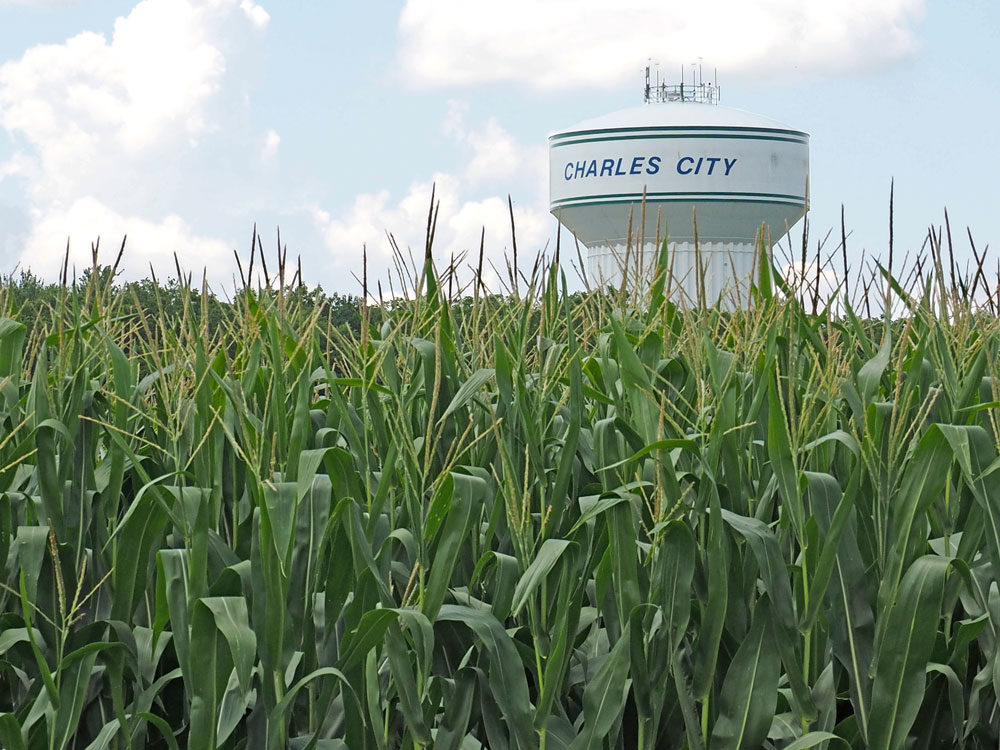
[549, 67, 808, 305]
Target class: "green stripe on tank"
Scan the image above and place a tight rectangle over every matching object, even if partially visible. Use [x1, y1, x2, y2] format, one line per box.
[550, 192, 806, 209]
[551, 198, 806, 210]
[551, 133, 807, 147]
[549, 124, 809, 140]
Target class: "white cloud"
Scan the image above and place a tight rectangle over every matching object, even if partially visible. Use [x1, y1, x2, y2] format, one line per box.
[312, 112, 553, 296]
[313, 181, 551, 296]
[0, 0, 272, 283]
[240, 0, 270, 28]
[443, 101, 546, 188]
[0, 152, 36, 181]
[21, 196, 232, 281]
[261, 129, 280, 161]
[0, 2, 230, 182]
[398, 0, 925, 89]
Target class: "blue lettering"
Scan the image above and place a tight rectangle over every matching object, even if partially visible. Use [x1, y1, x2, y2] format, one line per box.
[705, 157, 721, 175]
[724, 157, 737, 175]
[566, 154, 679, 178]
[694, 157, 704, 174]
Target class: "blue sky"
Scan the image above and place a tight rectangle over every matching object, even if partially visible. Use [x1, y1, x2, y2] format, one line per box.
[0, 0, 996, 296]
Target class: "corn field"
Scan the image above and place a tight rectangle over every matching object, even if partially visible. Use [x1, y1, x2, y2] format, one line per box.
[1, 223, 1000, 749]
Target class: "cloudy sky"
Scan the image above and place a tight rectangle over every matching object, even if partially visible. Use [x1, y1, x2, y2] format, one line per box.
[0, 0, 996, 295]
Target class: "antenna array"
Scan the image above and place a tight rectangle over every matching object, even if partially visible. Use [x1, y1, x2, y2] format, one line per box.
[644, 62, 719, 105]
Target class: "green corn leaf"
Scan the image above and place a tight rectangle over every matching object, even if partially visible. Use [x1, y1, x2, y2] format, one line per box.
[781, 732, 850, 749]
[937, 424, 1000, 579]
[365, 649, 387, 750]
[534, 541, 583, 728]
[510, 538, 573, 618]
[0, 318, 25, 383]
[653, 520, 695, 654]
[858, 327, 892, 404]
[187, 599, 221, 749]
[694, 491, 728, 699]
[434, 667, 478, 750]
[338, 608, 398, 672]
[53, 644, 115, 750]
[438, 605, 535, 750]
[438, 367, 494, 424]
[926, 662, 965, 744]
[81, 720, 120, 750]
[710, 597, 780, 750]
[567, 493, 631, 536]
[423, 473, 482, 621]
[869, 556, 967, 750]
[200, 596, 257, 695]
[608, 501, 641, 631]
[109, 475, 174, 622]
[18, 570, 59, 707]
[767, 377, 804, 541]
[268, 667, 358, 749]
[261, 481, 299, 571]
[800, 471, 854, 633]
[569, 628, 631, 750]
[0, 714, 26, 750]
[721, 509, 815, 720]
[385, 619, 431, 743]
[877, 426, 952, 638]
[805, 469, 874, 740]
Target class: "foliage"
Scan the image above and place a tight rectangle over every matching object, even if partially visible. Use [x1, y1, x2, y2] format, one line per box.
[0, 265, 367, 351]
[0, 232, 999, 749]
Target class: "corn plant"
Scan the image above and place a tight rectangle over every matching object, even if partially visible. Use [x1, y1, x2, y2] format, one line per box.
[0, 219, 999, 749]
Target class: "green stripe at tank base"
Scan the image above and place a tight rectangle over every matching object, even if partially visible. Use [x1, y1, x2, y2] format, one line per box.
[550, 194, 806, 210]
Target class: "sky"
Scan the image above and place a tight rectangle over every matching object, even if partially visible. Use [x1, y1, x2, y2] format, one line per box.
[0, 0, 997, 297]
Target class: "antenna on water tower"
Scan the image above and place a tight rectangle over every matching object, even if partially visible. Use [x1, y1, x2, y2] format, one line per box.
[644, 60, 720, 104]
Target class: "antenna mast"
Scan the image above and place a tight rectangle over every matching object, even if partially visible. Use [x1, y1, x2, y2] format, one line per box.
[643, 61, 719, 104]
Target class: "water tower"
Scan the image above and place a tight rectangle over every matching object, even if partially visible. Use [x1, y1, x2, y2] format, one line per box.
[549, 65, 809, 305]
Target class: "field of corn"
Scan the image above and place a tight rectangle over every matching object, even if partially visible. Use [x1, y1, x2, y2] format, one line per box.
[2, 220, 1000, 750]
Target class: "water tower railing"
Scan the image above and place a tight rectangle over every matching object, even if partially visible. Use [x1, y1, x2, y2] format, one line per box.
[644, 82, 720, 105]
